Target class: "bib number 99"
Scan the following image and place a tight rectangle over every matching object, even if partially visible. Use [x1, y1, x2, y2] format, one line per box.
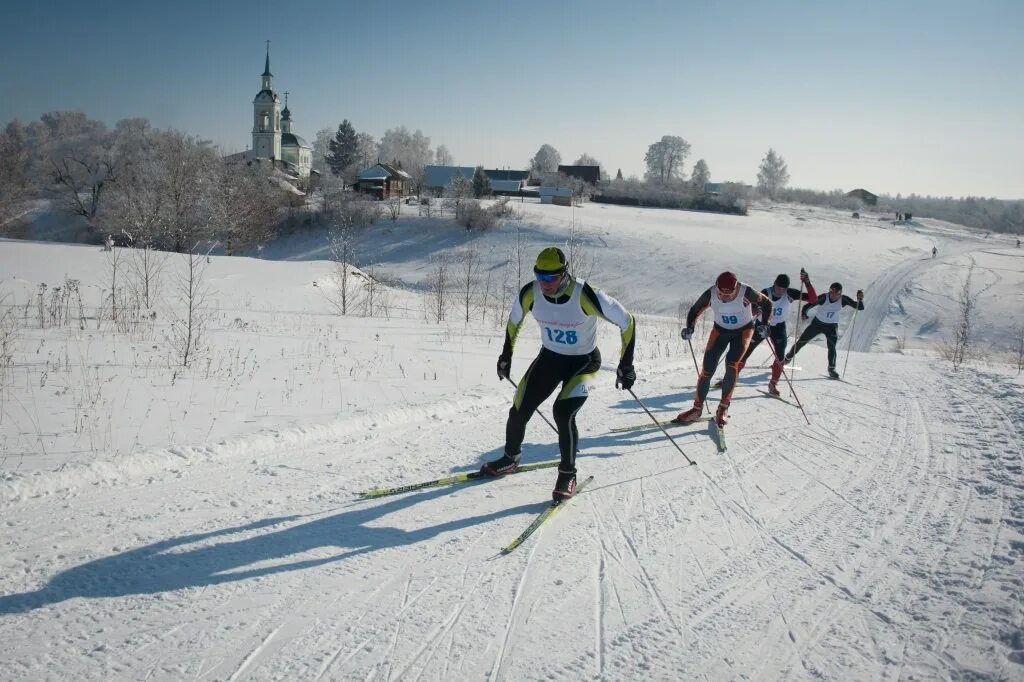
[721, 315, 739, 325]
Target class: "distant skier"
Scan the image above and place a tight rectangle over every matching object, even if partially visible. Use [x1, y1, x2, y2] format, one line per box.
[932, 246, 937, 258]
[784, 283, 864, 379]
[482, 246, 636, 502]
[737, 269, 817, 396]
[676, 271, 771, 427]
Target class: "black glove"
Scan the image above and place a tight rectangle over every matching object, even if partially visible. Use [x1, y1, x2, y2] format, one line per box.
[616, 364, 636, 390]
[799, 268, 809, 283]
[680, 327, 694, 341]
[856, 289, 864, 301]
[496, 354, 511, 380]
[755, 322, 769, 338]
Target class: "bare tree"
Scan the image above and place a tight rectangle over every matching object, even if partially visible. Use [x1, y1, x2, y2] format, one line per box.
[169, 244, 213, 367]
[434, 145, 454, 166]
[691, 159, 711, 189]
[458, 245, 481, 322]
[128, 245, 167, 311]
[942, 261, 981, 369]
[565, 220, 595, 282]
[385, 197, 402, 221]
[213, 162, 285, 251]
[426, 252, 452, 323]
[327, 224, 356, 315]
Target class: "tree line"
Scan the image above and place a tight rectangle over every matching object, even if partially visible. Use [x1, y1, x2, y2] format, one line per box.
[0, 111, 292, 251]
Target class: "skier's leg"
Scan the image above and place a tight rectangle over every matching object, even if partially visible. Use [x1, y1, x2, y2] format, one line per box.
[788, 319, 823, 360]
[500, 351, 560, 463]
[552, 349, 601, 472]
[770, 324, 788, 384]
[825, 323, 839, 371]
[698, 328, 727, 406]
[720, 328, 753, 406]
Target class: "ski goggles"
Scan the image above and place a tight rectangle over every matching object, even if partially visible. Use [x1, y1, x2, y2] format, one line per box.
[535, 272, 562, 283]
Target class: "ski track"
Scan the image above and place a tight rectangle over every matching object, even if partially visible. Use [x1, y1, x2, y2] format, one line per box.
[2, 255, 1023, 679]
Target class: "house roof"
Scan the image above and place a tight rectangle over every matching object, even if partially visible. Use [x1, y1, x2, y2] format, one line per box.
[484, 169, 530, 181]
[558, 165, 601, 184]
[359, 163, 411, 181]
[424, 165, 475, 188]
[281, 132, 309, 149]
[538, 186, 573, 197]
[490, 179, 524, 192]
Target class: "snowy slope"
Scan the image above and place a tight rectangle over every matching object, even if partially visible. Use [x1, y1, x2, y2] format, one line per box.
[1, 201, 1022, 680]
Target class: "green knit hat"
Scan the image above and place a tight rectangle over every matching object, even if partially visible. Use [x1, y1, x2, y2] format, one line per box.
[534, 247, 567, 275]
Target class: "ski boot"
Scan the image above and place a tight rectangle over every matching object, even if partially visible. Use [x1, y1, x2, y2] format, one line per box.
[827, 368, 840, 380]
[674, 402, 704, 424]
[766, 380, 781, 396]
[481, 451, 521, 477]
[553, 469, 577, 502]
[715, 403, 729, 428]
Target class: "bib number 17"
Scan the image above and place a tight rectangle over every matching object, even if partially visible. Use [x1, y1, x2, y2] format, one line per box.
[546, 328, 578, 345]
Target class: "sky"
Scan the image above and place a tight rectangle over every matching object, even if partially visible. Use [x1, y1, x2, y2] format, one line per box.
[1, 0, 1022, 199]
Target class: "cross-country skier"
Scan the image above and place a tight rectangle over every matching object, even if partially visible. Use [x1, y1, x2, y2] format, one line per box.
[676, 271, 771, 427]
[481, 247, 636, 502]
[736, 269, 817, 396]
[784, 282, 864, 379]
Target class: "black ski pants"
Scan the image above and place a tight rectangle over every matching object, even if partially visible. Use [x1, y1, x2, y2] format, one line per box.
[505, 347, 601, 473]
[740, 321, 788, 365]
[790, 318, 839, 370]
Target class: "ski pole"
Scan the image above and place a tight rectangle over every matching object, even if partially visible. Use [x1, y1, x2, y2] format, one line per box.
[686, 338, 712, 416]
[764, 336, 811, 425]
[627, 388, 696, 466]
[842, 306, 860, 378]
[504, 376, 559, 436]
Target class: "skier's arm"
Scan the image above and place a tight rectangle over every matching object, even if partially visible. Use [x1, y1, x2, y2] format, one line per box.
[841, 294, 865, 311]
[685, 289, 712, 329]
[744, 286, 772, 324]
[502, 282, 535, 357]
[802, 293, 825, 318]
[581, 283, 636, 365]
[791, 279, 817, 302]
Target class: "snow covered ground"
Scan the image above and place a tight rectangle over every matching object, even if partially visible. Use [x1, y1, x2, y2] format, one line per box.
[1, 201, 1022, 680]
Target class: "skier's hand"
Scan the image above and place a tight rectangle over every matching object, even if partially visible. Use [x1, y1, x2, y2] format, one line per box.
[680, 327, 694, 341]
[801, 313, 809, 320]
[856, 289, 864, 301]
[755, 322, 769, 339]
[799, 268, 809, 283]
[496, 354, 511, 380]
[616, 364, 636, 390]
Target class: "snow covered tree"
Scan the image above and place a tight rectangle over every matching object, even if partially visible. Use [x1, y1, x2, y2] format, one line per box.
[472, 166, 492, 198]
[615, 168, 623, 181]
[378, 126, 433, 191]
[644, 135, 691, 183]
[355, 132, 378, 170]
[757, 148, 790, 199]
[529, 144, 561, 174]
[435, 144, 454, 166]
[311, 127, 333, 174]
[691, 159, 711, 189]
[326, 120, 358, 177]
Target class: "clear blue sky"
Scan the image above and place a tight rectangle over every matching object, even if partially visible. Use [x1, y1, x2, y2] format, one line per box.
[2, 0, 1021, 198]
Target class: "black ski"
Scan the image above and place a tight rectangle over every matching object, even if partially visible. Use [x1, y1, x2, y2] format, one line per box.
[358, 460, 559, 499]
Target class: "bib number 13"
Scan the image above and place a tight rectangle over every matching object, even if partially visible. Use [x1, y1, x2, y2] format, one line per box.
[546, 328, 578, 345]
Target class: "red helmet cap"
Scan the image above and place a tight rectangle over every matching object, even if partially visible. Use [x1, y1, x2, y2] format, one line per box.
[716, 271, 738, 292]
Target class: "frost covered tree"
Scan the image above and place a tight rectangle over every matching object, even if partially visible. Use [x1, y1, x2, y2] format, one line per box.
[434, 145, 454, 166]
[378, 126, 433, 190]
[326, 120, 358, 177]
[756, 148, 790, 199]
[691, 159, 711, 189]
[355, 132, 378, 170]
[644, 135, 691, 183]
[529, 144, 561, 174]
[311, 127, 333, 174]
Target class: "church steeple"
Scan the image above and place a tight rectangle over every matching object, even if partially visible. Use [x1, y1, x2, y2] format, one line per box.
[281, 91, 293, 133]
[261, 40, 273, 90]
[252, 41, 281, 160]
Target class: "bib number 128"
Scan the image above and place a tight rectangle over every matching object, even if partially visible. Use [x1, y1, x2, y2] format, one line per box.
[546, 328, 578, 345]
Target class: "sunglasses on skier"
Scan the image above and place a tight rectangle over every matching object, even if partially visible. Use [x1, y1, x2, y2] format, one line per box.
[535, 272, 562, 283]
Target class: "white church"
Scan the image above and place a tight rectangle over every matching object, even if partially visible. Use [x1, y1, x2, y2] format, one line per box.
[227, 45, 314, 183]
